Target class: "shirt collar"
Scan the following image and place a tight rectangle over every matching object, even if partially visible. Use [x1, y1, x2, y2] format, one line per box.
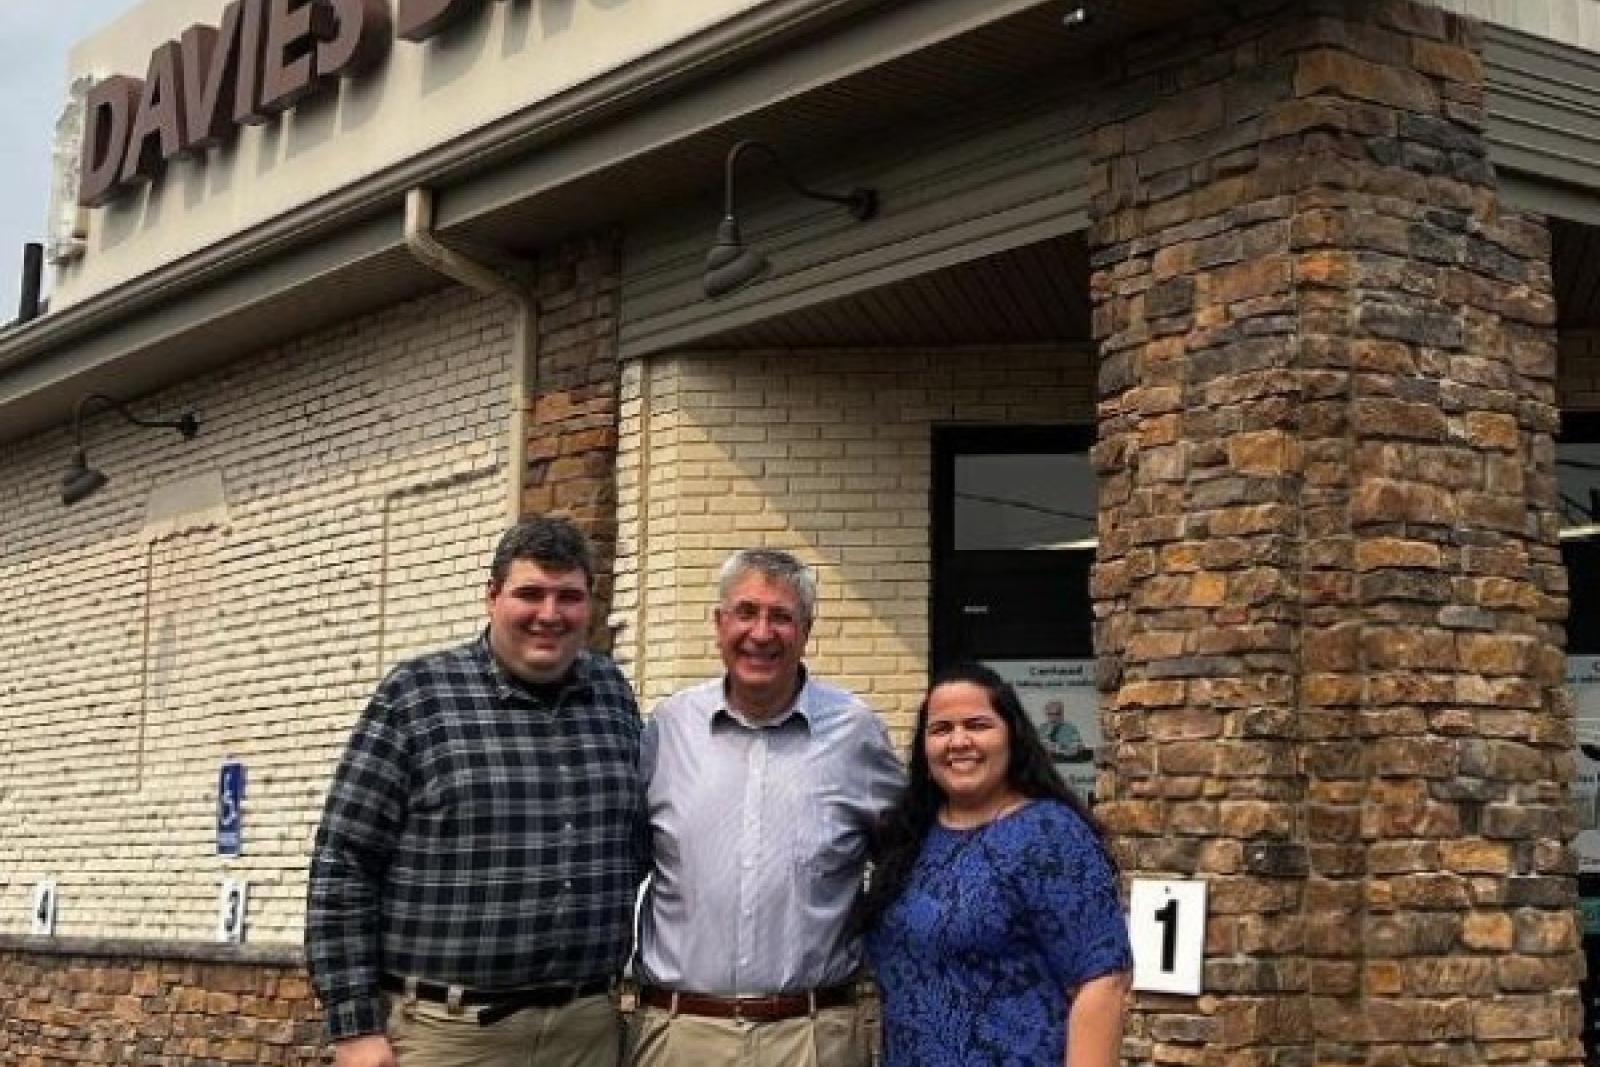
[713, 665, 813, 732]
[474, 629, 593, 704]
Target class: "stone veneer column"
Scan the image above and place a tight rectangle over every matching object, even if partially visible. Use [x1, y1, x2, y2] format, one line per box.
[521, 232, 624, 648]
[1088, 2, 1581, 1064]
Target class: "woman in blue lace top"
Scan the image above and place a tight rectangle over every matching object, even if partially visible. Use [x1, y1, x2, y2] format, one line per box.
[860, 663, 1131, 1067]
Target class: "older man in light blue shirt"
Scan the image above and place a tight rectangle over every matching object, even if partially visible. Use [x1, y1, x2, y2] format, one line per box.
[632, 548, 905, 1067]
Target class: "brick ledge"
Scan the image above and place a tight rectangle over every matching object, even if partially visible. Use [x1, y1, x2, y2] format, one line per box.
[0, 933, 303, 966]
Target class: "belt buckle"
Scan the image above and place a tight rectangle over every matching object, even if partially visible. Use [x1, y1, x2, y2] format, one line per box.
[402, 976, 420, 1021]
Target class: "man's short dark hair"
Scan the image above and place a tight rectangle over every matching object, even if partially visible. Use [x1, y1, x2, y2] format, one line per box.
[489, 516, 596, 588]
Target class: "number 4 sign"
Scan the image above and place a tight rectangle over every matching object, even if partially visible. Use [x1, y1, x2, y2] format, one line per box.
[1129, 878, 1207, 995]
[30, 880, 57, 936]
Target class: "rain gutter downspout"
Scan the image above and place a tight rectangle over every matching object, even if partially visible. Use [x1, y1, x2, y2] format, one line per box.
[403, 187, 536, 522]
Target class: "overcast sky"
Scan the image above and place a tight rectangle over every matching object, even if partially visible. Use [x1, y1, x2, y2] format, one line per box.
[1, 2, 129, 321]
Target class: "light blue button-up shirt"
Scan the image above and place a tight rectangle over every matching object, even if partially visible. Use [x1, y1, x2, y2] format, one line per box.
[635, 672, 906, 995]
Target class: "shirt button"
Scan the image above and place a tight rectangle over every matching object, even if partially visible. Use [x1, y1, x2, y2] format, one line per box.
[564, 880, 573, 889]
[564, 822, 575, 832]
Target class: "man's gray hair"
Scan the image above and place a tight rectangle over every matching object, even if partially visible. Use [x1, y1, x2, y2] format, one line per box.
[717, 548, 818, 624]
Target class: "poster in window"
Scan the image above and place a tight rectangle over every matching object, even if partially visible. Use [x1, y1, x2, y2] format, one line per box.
[985, 660, 1100, 801]
[1574, 656, 1600, 873]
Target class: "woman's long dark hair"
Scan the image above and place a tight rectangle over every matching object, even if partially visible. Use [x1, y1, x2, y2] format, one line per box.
[856, 661, 1112, 933]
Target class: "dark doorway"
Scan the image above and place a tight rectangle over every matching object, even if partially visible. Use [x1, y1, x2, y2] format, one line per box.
[930, 425, 1096, 668]
[930, 425, 1100, 796]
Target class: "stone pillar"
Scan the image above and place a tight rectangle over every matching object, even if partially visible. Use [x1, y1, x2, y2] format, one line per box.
[522, 231, 624, 648]
[1088, 2, 1581, 1063]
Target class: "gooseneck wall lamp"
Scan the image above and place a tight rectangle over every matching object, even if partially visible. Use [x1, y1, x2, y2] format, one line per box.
[704, 139, 878, 300]
[61, 393, 200, 506]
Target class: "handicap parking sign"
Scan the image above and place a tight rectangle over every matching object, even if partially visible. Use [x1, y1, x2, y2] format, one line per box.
[218, 760, 245, 857]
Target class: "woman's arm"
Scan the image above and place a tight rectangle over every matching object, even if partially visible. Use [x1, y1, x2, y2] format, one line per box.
[1065, 970, 1131, 1067]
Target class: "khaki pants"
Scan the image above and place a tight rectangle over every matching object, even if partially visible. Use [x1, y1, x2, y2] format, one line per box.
[387, 993, 624, 1067]
[627, 1003, 870, 1067]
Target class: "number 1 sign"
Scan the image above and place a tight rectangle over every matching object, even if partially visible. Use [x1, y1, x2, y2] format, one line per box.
[1129, 878, 1207, 995]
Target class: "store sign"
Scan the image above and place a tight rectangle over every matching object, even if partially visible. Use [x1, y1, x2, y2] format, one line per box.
[394, 0, 513, 40]
[986, 659, 1100, 801]
[76, 0, 513, 208]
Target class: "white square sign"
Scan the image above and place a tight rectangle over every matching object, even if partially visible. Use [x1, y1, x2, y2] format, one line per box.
[217, 880, 249, 944]
[1129, 878, 1206, 995]
[30, 880, 57, 936]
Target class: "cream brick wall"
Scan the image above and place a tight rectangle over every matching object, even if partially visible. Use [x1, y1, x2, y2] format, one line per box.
[0, 285, 513, 945]
[613, 345, 1095, 744]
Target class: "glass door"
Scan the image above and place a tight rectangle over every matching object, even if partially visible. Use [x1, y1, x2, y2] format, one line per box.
[931, 425, 1098, 797]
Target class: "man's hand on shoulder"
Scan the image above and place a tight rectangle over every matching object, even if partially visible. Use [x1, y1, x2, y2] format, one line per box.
[334, 1033, 396, 1067]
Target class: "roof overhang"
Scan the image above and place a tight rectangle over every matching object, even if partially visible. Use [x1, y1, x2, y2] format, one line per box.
[0, 0, 1199, 444]
[10, 5, 1600, 445]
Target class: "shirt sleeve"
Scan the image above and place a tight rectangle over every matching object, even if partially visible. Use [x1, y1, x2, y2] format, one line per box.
[1013, 804, 1132, 992]
[859, 710, 907, 820]
[634, 702, 658, 885]
[304, 688, 412, 1040]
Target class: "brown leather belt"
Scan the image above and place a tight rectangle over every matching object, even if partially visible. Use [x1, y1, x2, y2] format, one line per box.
[638, 983, 856, 1021]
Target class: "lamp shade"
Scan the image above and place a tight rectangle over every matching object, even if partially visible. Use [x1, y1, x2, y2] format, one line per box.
[703, 215, 770, 299]
[60, 451, 109, 505]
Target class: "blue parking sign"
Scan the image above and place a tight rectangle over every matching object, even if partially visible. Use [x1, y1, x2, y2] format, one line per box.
[218, 760, 245, 856]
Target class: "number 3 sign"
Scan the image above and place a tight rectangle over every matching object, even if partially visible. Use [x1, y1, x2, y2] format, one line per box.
[1129, 878, 1207, 995]
[217, 880, 249, 944]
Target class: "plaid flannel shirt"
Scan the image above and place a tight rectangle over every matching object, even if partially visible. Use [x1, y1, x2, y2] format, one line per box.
[306, 633, 643, 1039]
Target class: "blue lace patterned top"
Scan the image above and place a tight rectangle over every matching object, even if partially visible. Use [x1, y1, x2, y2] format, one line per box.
[865, 800, 1132, 1067]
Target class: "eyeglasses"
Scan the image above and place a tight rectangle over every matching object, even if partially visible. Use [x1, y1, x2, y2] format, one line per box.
[721, 602, 802, 631]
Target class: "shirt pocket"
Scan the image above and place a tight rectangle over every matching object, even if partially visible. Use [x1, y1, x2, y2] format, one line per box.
[794, 782, 866, 880]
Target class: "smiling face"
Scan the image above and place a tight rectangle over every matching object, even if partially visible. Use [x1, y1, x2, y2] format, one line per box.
[924, 680, 1015, 816]
[485, 559, 592, 684]
[715, 570, 810, 718]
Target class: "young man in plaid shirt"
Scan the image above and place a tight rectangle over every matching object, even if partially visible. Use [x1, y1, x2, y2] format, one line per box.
[307, 516, 643, 1067]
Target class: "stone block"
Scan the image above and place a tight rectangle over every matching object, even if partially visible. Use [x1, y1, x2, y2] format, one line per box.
[1473, 997, 1562, 1040]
